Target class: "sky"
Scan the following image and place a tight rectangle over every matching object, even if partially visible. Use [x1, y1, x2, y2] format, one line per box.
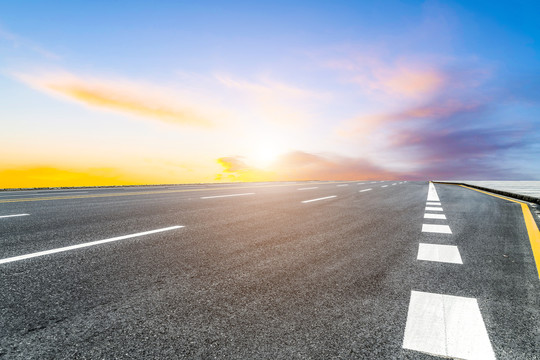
[1, 0, 539, 188]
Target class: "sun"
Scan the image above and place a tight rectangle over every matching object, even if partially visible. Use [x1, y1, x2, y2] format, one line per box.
[252, 144, 280, 168]
[243, 127, 291, 169]
[246, 135, 288, 169]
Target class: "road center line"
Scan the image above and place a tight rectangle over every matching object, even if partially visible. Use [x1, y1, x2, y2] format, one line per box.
[417, 243, 462, 264]
[301, 195, 337, 203]
[0, 214, 30, 219]
[298, 187, 318, 190]
[359, 189, 372, 192]
[427, 182, 440, 201]
[403, 291, 495, 359]
[0, 226, 184, 265]
[424, 213, 446, 219]
[200, 193, 255, 199]
[422, 224, 452, 234]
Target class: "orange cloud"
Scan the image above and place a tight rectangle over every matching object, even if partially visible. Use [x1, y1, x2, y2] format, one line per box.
[326, 55, 446, 99]
[217, 157, 251, 173]
[216, 151, 399, 182]
[215, 157, 275, 182]
[377, 67, 445, 98]
[348, 64, 446, 100]
[16, 72, 216, 127]
[338, 98, 483, 138]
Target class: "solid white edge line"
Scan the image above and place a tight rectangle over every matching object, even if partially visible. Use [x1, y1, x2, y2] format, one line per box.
[359, 189, 372, 192]
[301, 195, 337, 203]
[0, 214, 30, 219]
[0, 226, 185, 265]
[200, 193, 255, 199]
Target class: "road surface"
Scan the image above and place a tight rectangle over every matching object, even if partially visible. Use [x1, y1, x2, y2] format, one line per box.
[1, 181, 539, 359]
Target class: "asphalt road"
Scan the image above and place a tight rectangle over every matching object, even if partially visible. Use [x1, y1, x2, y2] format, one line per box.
[0, 181, 539, 359]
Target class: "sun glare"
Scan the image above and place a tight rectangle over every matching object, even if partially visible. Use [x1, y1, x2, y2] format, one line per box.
[253, 145, 280, 168]
[245, 133, 288, 169]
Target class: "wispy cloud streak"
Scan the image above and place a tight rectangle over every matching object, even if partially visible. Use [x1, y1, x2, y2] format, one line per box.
[0, 27, 60, 60]
[15, 71, 218, 127]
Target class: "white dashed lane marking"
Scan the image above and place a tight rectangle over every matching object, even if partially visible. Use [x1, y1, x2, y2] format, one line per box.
[301, 195, 337, 204]
[359, 189, 372, 192]
[427, 182, 440, 202]
[298, 187, 318, 190]
[381, 185, 388, 188]
[424, 213, 446, 219]
[417, 243, 462, 264]
[337, 184, 349, 187]
[0, 226, 185, 265]
[422, 224, 452, 234]
[403, 291, 495, 359]
[0, 214, 30, 219]
[201, 193, 255, 199]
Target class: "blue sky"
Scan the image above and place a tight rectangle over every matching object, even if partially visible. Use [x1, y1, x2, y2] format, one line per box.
[1, 0, 539, 187]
